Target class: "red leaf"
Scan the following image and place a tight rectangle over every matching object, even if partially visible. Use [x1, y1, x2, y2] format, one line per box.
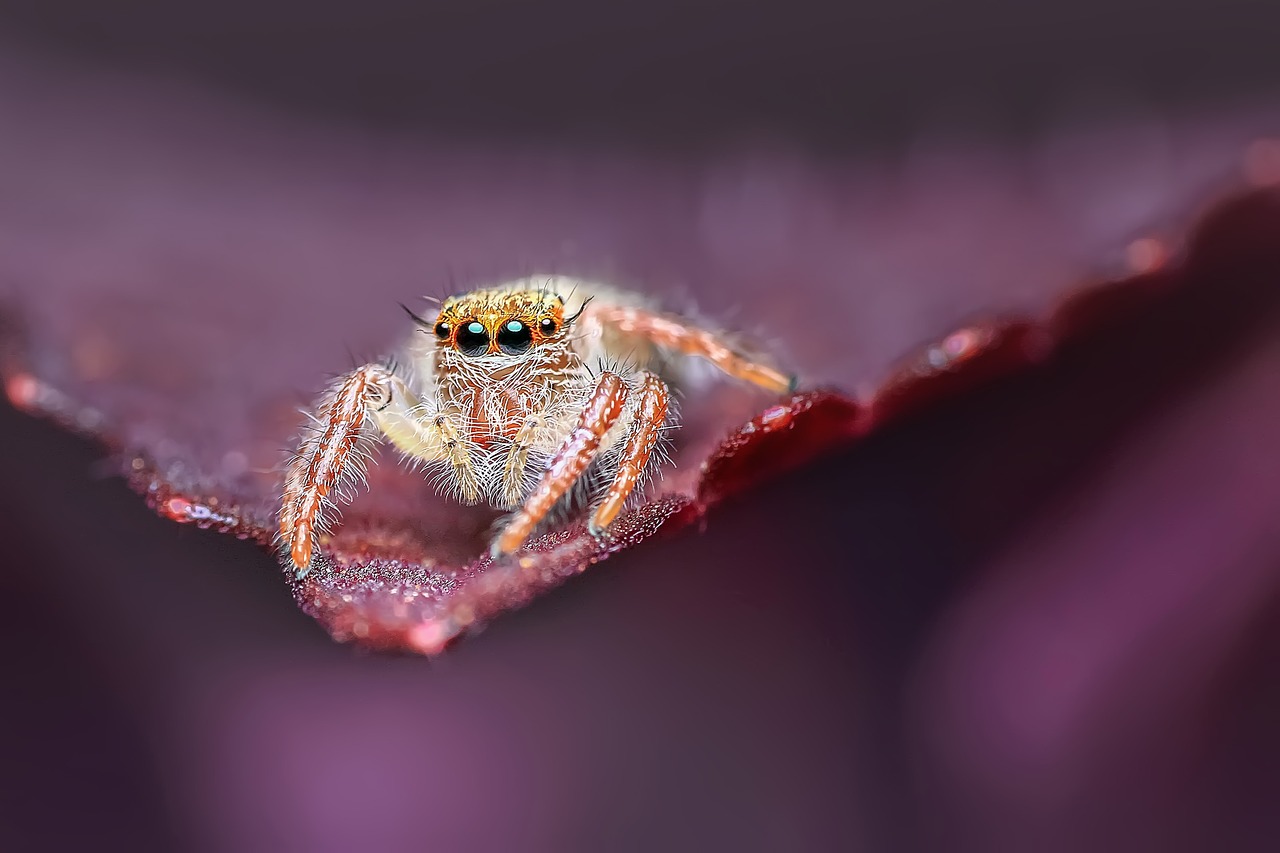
[2, 58, 1277, 652]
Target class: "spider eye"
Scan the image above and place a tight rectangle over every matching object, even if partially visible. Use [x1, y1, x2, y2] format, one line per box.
[496, 319, 533, 355]
[434, 322, 450, 339]
[539, 318, 557, 335]
[456, 321, 489, 356]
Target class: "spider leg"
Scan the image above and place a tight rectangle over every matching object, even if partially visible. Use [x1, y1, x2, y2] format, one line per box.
[425, 411, 482, 503]
[592, 304, 796, 394]
[491, 372, 630, 557]
[281, 365, 466, 573]
[502, 412, 548, 507]
[281, 365, 389, 571]
[589, 371, 669, 534]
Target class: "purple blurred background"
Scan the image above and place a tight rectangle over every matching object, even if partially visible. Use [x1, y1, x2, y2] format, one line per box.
[3, 1, 1280, 851]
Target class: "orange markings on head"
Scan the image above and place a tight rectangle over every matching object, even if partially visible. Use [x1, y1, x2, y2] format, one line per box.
[428, 288, 568, 357]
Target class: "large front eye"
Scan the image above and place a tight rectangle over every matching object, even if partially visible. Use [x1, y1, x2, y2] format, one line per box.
[456, 321, 489, 357]
[496, 319, 533, 355]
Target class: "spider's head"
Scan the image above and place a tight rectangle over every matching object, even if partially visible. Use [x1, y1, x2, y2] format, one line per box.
[417, 286, 579, 358]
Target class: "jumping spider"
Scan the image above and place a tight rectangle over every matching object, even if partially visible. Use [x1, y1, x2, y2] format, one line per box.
[280, 277, 795, 573]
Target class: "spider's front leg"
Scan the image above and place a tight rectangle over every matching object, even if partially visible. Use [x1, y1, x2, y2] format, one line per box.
[593, 304, 797, 394]
[281, 364, 477, 573]
[589, 371, 669, 534]
[491, 372, 631, 557]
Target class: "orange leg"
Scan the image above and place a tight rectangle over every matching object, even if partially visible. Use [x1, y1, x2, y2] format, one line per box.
[590, 371, 669, 534]
[281, 365, 464, 574]
[281, 366, 388, 572]
[594, 305, 796, 395]
[492, 372, 630, 557]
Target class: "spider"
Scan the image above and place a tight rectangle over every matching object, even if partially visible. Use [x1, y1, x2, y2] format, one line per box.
[279, 277, 796, 573]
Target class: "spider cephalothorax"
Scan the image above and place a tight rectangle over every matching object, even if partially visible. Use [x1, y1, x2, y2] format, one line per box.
[280, 277, 794, 573]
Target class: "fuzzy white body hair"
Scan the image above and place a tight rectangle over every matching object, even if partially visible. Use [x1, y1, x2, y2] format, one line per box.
[392, 278, 677, 514]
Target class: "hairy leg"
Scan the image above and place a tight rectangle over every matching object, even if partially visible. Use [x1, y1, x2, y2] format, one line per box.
[589, 371, 669, 534]
[592, 304, 796, 394]
[502, 412, 547, 507]
[281, 365, 472, 573]
[491, 372, 630, 557]
[425, 411, 482, 503]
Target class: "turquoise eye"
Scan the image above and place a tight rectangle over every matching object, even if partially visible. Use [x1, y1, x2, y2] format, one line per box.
[496, 320, 533, 355]
[456, 322, 489, 356]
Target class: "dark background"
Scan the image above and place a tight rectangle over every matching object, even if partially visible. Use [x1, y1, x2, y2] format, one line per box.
[3, 2, 1280, 851]
[1, 0, 1278, 147]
